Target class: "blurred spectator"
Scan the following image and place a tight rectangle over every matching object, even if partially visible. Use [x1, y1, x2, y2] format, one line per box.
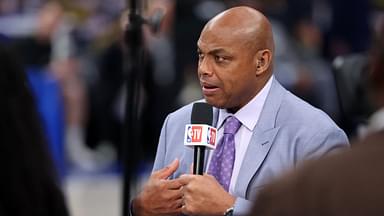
[250, 18, 384, 216]
[359, 16, 384, 136]
[4, 1, 117, 172]
[288, 18, 339, 120]
[332, 52, 374, 138]
[174, 0, 226, 104]
[86, 0, 180, 163]
[142, 0, 182, 159]
[8, 1, 68, 176]
[0, 43, 68, 216]
[85, 27, 125, 162]
[328, 0, 371, 59]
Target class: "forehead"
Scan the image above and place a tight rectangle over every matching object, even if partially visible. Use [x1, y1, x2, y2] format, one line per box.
[197, 27, 249, 53]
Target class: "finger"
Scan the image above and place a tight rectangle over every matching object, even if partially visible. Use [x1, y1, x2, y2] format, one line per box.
[178, 174, 193, 186]
[166, 178, 183, 189]
[159, 199, 183, 216]
[181, 204, 189, 215]
[162, 207, 183, 216]
[156, 206, 182, 216]
[204, 173, 219, 182]
[153, 158, 179, 179]
[190, 163, 193, 174]
[172, 197, 183, 209]
[162, 187, 183, 200]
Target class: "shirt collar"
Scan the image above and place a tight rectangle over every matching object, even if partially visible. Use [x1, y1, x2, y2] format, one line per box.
[217, 76, 274, 131]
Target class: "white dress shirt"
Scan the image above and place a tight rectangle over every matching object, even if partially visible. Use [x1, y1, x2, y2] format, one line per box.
[206, 76, 274, 194]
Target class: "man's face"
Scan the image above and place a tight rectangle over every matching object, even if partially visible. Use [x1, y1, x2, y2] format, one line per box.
[197, 27, 259, 112]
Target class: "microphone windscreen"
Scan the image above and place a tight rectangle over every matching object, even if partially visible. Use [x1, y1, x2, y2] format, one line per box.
[191, 103, 213, 125]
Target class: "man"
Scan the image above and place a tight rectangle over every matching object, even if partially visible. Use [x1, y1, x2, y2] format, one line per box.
[250, 20, 384, 216]
[132, 6, 349, 216]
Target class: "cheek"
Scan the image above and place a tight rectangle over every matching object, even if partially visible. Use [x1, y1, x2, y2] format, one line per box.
[226, 73, 252, 96]
[219, 76, 237, 98]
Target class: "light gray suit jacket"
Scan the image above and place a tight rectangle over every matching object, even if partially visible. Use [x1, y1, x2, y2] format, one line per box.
[152, 78, 349, 215]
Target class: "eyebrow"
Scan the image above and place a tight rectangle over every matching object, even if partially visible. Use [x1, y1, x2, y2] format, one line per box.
[197, 47, 230, 56]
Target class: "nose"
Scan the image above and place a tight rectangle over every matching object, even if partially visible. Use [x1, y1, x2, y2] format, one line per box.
[198, 56, 213, 77]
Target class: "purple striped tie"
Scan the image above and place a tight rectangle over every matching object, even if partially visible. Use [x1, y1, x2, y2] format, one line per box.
[208, 116, 241, 191]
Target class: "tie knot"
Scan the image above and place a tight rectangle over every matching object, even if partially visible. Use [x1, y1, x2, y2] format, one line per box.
[224, 116, 241, 135]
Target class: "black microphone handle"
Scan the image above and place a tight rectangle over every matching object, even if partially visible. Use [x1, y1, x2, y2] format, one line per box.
[193, 146, 206, 175]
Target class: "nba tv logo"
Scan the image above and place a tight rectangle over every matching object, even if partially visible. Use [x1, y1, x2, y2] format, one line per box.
[186, 125, 203, 143]
[207, 127, 216, 146]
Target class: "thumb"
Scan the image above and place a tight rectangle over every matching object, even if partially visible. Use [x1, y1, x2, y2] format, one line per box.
[190, 163, 193, 174]
[153, 158, 179, 179]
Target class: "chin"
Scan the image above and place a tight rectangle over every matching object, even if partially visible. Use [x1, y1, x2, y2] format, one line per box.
[203, 97, 218, 107]
[205, 99, 239, 113]
[204, 98, 227, 109]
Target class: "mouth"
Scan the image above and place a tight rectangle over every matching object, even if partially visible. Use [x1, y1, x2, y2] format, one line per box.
[201, 81, 220, 95]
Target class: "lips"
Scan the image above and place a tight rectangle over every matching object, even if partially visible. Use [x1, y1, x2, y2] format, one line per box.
[201, 81, 220, 95]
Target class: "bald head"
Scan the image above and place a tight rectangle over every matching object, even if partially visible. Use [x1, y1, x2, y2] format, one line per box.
[196, 6, 275, 112]
[203, 6, 274, 53]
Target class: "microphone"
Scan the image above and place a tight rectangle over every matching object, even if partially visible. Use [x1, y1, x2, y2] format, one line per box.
[184, 102, 217, 175]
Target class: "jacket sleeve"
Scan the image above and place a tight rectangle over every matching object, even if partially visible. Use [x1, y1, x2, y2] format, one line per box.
[299, 126, 349, 161]
[152, 114, 171, 172]
[234, 197, 254, 216]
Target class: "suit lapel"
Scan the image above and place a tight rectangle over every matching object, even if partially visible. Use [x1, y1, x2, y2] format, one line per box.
[234, 78, 286, 198]
[234, 128, 278, 198]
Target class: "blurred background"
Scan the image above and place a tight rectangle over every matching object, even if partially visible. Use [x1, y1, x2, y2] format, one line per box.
[0, 0, 383, 215]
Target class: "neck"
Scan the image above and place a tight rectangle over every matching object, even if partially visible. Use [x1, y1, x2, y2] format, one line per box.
[227, 74, 272, 114]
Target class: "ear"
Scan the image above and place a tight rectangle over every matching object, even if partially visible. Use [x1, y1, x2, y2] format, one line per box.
[255, 49, 272, 76]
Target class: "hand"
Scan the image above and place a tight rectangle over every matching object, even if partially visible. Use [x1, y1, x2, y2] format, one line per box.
[132, 159, 183, 216]
[179, 174, 236, 216]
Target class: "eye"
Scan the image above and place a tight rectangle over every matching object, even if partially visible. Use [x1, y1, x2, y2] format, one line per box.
[198, 52, 205, 60]
[214, 55, 226, 63]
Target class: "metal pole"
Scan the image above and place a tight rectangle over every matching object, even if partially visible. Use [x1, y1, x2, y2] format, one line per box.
[122, 0, 144, 215]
